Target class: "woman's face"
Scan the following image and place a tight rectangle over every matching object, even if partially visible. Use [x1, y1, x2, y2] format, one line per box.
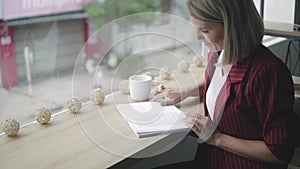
[191, 16, 224, 52]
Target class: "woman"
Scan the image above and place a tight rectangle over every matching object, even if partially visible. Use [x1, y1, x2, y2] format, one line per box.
[152, 0, 300, 168]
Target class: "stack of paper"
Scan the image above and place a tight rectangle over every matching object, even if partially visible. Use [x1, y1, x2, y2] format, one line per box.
[116, 102, 190, 138]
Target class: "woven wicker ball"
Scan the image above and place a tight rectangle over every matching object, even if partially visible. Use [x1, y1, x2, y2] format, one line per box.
[160, 66, 172, 79]
[2, 118, 20, 137]
[193, 55, 205, 67]
[35, 107, 51, 124]
[119, 80, 130, 94]
[143, 72, 154, 80]
[177, 60, 190, 72]
[65, 97, 82, 114]
[89, 88, 105, 105]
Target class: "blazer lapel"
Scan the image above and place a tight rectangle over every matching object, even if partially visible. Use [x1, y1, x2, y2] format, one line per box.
[205, 52, 219, 84]
[213, 78, 231, 121]
[213, 56, 252, 122]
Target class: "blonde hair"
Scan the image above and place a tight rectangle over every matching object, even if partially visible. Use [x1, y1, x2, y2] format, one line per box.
[187, 0, 264, 64]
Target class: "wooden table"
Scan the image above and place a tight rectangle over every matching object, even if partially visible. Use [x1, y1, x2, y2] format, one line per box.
[0, 67, 205, 169]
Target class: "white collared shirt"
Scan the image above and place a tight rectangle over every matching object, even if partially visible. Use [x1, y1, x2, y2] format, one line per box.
[206, 51, 229, 121]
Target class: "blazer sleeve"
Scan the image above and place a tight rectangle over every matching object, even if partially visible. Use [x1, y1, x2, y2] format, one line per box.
[252, 60, 300, 163]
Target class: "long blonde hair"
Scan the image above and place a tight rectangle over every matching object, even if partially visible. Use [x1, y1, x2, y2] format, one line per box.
[187, 0, 264, 64]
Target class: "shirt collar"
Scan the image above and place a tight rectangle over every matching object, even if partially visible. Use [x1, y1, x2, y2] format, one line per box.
[217, 50, 224, 64]
[214, 50, 224, 67]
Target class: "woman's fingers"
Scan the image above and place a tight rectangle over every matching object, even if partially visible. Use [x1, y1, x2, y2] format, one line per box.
[186, 112, 205, 121]
[185, 114, 206, 127]
[160, 97, 178, 106]
[185, 113, 218, 143]
[151, 89, 160, 96]
[151, 88, 179, 106]
[150, 92, 164, 101]
[184, 113, 211, 137]
[152, 87, 186, 106]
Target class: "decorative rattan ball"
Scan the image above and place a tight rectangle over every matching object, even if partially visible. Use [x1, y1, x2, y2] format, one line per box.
[65, 97, 82, 114]
[177, 60, 190, 72]
[143, 72, 154, 80]
[2, 118, 20, 137]
[35, 107, 51, 124]
[90, 88, 105, 105]
[119, 80, 130, 94]
[160, 66, 172, 79]
[193, 55, 205, 67]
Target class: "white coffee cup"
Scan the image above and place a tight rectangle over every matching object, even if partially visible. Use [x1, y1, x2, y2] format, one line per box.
[129, 75, 152, 101]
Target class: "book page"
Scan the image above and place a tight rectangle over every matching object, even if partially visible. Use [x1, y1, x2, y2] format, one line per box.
[116, 102, 190, 138]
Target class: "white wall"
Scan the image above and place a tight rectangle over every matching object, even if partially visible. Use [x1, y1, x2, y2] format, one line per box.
[253, 0, 295, 23]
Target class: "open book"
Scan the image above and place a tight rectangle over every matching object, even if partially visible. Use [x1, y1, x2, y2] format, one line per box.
[116, 102, 190, 138]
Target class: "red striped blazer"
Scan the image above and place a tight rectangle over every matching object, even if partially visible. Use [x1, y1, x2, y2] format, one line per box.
[203, 44, 300, 169]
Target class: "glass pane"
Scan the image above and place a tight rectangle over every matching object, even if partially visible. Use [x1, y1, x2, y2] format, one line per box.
[0, 0, 203, 132]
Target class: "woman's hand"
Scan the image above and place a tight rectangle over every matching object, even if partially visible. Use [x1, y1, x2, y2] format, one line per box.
[184, 113, 219, 145]
[150, 83, 204, 106]
[151, 87, 188, 106]
[185, 113, 284, 164]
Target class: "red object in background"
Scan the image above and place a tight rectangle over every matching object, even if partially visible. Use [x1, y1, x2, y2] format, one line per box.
[83, 18, 100, 58]
[0, 20, 18, 88]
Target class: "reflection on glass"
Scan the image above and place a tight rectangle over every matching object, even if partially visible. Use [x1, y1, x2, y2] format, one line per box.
[0, 8, 203, 131]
